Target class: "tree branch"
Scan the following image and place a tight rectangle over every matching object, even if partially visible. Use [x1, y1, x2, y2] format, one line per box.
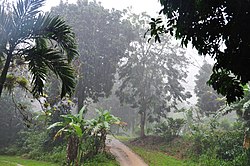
[0, 52, 12, 96]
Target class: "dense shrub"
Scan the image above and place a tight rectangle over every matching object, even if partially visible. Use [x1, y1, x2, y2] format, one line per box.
[154, 117, 185, 142]
[84, 152, 118, 166]
[2, 128, 67, 164]
[189, 120, 249, 165]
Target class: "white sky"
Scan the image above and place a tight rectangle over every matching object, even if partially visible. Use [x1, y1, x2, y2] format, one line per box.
[43, 0, 161, 16]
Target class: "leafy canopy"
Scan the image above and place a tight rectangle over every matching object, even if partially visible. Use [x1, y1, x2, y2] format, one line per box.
[149, 0, 250, 103]
[194, 62, 225, 116]
[117, 13, 191, 137]
[50, 1, 134, 110]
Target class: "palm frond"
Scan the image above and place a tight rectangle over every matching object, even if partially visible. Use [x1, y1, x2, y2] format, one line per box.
[0, 4, 12, 43]
[25, 38, 48, 96]
[38, 39, 75, 97]
[34, 14, 79, 62]
[28, 58, 47, 96]
[26, 38, 75, 97]
[13, 0, 45, 19]
[0, 0, 78, 98]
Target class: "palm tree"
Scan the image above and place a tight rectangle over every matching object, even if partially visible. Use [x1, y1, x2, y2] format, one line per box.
[0, 0, 78, 97]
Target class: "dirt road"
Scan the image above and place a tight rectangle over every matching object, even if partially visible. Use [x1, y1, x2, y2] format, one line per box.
[106, 137, 148, 166]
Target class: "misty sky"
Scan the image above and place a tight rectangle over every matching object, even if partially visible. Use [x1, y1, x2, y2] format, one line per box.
[43, 0, 161, 16]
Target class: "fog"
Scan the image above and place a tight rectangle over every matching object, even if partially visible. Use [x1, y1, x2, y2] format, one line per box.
[0, 0, 245, 166]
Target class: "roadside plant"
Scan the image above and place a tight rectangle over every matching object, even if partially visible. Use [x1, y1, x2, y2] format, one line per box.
[48, 107, 121, 165]
[154, 117, 185, 142]
[86, 108, 121, 154]
[48, 106, 86, 166]
[189, 120, 248, 165]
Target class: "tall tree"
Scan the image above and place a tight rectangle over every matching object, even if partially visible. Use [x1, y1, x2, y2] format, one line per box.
[194, 62, 225, 116]
[116, 13, 191, 138]
[51, 1, 134, 111]
[0, 0, 78, 98]
[149, 0, 250, 103]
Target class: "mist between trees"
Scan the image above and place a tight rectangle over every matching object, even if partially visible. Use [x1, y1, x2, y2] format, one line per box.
[1, 0, 250, 166]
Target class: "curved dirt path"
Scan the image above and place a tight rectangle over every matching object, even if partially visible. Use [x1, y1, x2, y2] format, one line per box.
[106, 137, 148, 166]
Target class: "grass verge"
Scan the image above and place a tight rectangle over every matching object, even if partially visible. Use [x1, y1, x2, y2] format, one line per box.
[0, 153, 118, 166]
[114, 135, 135, 142]
[129, 146, 196, 166]
[0, 155, 58, 166]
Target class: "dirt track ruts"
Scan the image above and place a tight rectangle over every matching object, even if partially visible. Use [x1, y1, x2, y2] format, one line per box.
[106, 137, 148, 166]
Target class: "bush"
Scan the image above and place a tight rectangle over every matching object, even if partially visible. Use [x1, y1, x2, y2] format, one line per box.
[154, 117, 185, 142]
[36, 146, 66, 164]
[84, 152, 118, 166]
[2, 128, 67, 165]
[189, 120, 248, 165]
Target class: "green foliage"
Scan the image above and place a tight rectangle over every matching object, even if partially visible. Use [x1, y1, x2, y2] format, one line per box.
[115, 135, 135, 142]
[48, 107, 121, 165]
[181, 106, 250, 165]
[38, 146, 66, 164]
[16, 76, 29, 89]
[189, 120, 248, 165]
[154, 117, 185, 142]
[2, 128, 66, 165]
[222, 88, 250, 151]
[4, 75, 16, 93]
[220, 119, 232, 131]
[88, 108, 120, 135]
[91, 90, 138, 136]
[224, 88, 250, 122]
[48, 106, 86, 139]
[50, 0, 134, 110]
[117, 12, 191, 137]
[84, 153, 119, 166]
[3, 74, 29, 93]
[129, 146, 195, 166]
[0, 0, 78, 97]
[0, 155, 58, 166]
[16, 130, 48, 156]
[48, 106, 86, 165]
[194, 62, 225, 116]
[0, 154, 118, 166]
[158, 136, 193, 159]
[149, 0, 250, 103]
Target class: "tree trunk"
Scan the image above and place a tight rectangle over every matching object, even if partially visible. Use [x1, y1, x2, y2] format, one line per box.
[100, 129, 107, 153]
[131, 117, 135, 135]
[66, 136, 79, 166]
[116, 126, 120, 134]
[0, 53, 12, 97]
[77, 93, 84, 113]
[140, 111, 146, 138]
[76, 78, 85, 113]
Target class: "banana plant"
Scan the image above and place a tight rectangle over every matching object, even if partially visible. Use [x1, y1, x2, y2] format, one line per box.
[48, 106, 86, 166]
[48, 107, 121, 164]
[86, 108, 121, 153]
